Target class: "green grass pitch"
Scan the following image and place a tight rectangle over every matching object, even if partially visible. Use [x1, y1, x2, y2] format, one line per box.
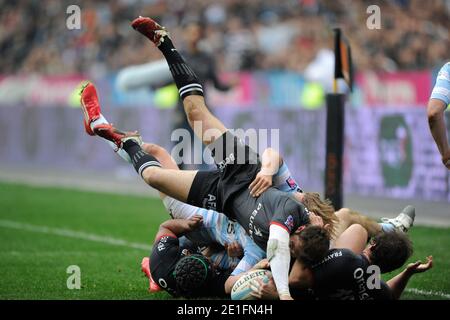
[0, 182, 449, 300]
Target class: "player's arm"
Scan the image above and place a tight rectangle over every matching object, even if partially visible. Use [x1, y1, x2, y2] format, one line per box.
[249, 148, 283, 197]
[428, 63, 450, 169]
[223, 243, 265, 294]
[154, 215, 203, 241]
[386, 256, 433, 300]
[333, 223, 368, 254]
[428, 98, 450, 169]
[267, 223, 293, 300]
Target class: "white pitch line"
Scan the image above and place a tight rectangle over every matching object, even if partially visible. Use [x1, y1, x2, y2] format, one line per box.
[1, 219, 450, 300]
[0, 219, 152, 251]
[405, 288, 450, 300]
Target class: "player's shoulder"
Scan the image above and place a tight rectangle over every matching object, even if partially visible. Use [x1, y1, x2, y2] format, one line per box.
[313, 248, 360, 268]
[437, 62, 450, 78]
[152, 234, 179, 254]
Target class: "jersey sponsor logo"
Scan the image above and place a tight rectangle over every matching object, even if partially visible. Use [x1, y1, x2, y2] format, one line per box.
[227, 221, 235, 235]
[286, 177, 298, 190]
[157, 241, 166, 252]
[217, 153, 235, 171]
[157, 235, 171, 251]
[253, 227, 262, 237]
[248, 202, 262, 240]
[312, 250, 343, 268]
[284, 215, 294, 232]
[203, 194, 217, 210]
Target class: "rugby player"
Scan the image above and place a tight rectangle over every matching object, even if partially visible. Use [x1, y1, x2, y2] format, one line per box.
[80, 16, 418, 299]
[250, 224, 432, 300]
[80, 17, 338, 300]
[80, 17, 420, 300]
[427, 62, 450, 170]
[147, 214, 234, 297]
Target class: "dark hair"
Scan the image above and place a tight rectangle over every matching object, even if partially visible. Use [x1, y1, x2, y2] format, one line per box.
[295, 226, 330, 268]
[369, 231, 413, 273]
[173, 254, 211, 297]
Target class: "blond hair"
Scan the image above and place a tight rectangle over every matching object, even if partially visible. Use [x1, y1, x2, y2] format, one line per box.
[301, 192, 339, 239]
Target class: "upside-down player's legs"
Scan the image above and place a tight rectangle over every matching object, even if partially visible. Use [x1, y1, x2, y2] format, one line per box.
[132, 17, 227, 146]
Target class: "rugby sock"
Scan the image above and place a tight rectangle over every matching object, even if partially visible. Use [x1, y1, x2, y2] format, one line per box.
[91, 114, 131, 163]
[122, 140, 161, 178]
[379, 222, 395, 233]
[158, 37, 204, 100]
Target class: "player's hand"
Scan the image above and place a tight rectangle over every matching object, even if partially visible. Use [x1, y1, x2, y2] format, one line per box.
[249, 171, 273, 197]
[253, 259, 270, 270]
[187, 215, 203, 230]
[224, 241, 243, 258]
[279, 294, 294, 300]
[250, 278, 278, 300]
[405, 256, 433, 274]
[308, 212, 324, 227]
[442, 150, 450, 170]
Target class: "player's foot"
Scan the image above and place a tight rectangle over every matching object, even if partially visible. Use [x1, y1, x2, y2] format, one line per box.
[381, 205, 415, 233]
[131, 16, 169, 46]
[80, 82, 101, 135]
[93, 123, 143, 150]
[141, 257, 162, 293]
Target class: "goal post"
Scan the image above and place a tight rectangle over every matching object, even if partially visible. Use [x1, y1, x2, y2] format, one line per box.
[324, 28, 353, 210]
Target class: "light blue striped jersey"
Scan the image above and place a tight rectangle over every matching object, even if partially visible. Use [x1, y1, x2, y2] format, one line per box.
[431, 62, 450, 108]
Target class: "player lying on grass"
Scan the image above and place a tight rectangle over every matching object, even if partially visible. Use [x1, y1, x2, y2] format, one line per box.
[143, 213, 258, 298]
[250, 224, 432, 300]
[82, 118, 416, 298]
[80, 17, 337, 300]
[80, 16, 416, 299]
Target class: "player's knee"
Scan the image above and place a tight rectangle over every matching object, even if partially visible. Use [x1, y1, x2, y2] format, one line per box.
[183, 97, 207, 123]
[141, 166, 163, 188]
[347, 223, 368, 240]
[142, 143, 162, 156]
[347, 223, 365, 233]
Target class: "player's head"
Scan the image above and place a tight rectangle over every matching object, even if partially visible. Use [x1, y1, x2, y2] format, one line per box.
[173, 254, 213, 297]
[291, 225, 330, 267]
[297, 192, 339, 238]
[365, 231, 413, 273]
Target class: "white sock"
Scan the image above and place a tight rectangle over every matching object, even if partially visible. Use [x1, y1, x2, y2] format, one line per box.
[92, 114, 131, 163]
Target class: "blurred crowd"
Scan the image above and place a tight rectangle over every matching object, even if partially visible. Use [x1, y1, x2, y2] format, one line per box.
[0, 0, 448, 76]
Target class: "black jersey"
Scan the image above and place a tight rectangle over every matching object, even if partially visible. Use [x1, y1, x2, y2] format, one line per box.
[230, 187, 310, 250]
[310, 248, 393, 300]
[187, 131, 310, 250]
[149, 234, 231, 298]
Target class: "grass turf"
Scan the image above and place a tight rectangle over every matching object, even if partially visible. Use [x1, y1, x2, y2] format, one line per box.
[0, 182, 449, 300]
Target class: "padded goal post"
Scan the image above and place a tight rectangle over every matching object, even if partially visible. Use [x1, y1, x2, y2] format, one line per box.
[324, 28, 353, 210]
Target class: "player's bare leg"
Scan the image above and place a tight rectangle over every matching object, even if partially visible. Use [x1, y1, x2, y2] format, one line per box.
[334, 208, 381, 239]
[80, 82, 197, 203]
[132, 17, 227, 145]
[334, 205, 416, 242]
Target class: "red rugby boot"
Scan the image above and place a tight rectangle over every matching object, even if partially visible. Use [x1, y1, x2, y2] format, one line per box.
[92, 123, 142, 150]
[131, 17, 169, 46]
[141, 257, 162, 293]
[80, 82, 101, 134]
